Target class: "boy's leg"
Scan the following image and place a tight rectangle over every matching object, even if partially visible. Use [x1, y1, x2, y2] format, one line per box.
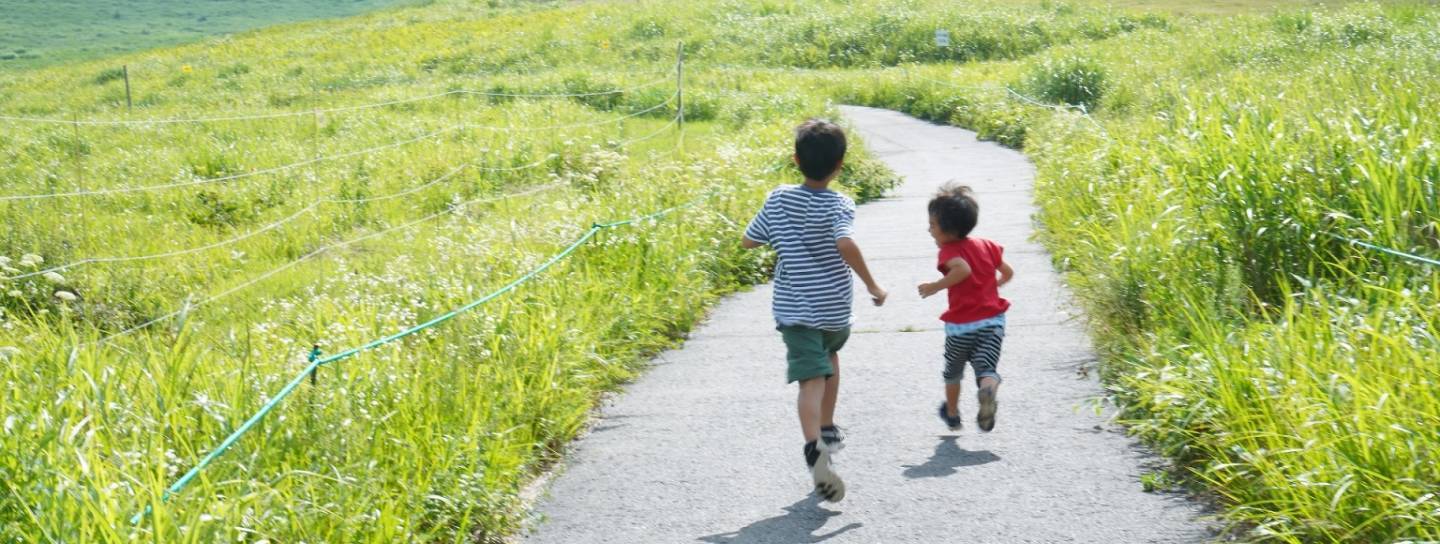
[969, 325, 1005, 432]
[821, 353, 839, 428]
[797, 377, 826, 442]
[939, 333, 972, 429]
[800, 375, 845, 502]
[817, 328, 849, 447]
[782, 326, 847, 502]
[944, 383, 961, 417]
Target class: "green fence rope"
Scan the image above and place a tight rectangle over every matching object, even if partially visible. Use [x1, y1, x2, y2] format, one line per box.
[130, 190, 717, 525]
[1328, 232, 1440, 268]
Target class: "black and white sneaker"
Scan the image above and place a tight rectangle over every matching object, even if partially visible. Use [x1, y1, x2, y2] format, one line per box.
[937, 401, 963, 431]
[805, 441, 846, 502]
[819, 425, 846, 453]
[977, 383, 998, 432]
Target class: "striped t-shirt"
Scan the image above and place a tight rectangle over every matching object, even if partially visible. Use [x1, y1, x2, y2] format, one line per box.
[744, 185, 856, 330]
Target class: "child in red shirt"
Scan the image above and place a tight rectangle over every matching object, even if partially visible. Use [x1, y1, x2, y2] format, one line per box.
[917, 184, 1013, 432]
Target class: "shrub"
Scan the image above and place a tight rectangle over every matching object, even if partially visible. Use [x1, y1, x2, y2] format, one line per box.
[1022, 55, 1108, 111]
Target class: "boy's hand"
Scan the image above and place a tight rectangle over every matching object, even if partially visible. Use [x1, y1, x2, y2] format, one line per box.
[917, 282, 943, 299]
[868, 285, 888, 306]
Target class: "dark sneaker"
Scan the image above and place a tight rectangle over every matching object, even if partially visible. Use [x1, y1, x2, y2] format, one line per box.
[819, 425, 846, 453]
[811, 449, 846, 502]
[937, 402, 962, 431]
[977, 383, 998, 432]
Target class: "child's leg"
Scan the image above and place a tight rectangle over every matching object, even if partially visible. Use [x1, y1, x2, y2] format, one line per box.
[968, 325, 1004, 388]
[821, 353, 839, 428]
[944, 383, 961, 417]
[782, 326, 837, 443]
[969, 325, 1005, 432]
[797, 377, 826, 442]
[942, 333, 973, 417]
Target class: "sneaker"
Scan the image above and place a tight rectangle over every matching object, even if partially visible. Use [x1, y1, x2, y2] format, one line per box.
[819, 425, 846, 453]
[937, 401, 962, 431]
[977, 382, 998, 432]
[811, 449, 846, 502]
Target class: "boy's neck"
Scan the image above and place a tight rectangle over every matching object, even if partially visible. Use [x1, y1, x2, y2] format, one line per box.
[802, 178, 830, 190]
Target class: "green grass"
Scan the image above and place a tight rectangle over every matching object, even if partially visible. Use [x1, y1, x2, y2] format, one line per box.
[1, 0, 1438, 542]
[821, 2, 1439, 541]
[0, 0, 433, 71]
[1078, 0, 1360, 15]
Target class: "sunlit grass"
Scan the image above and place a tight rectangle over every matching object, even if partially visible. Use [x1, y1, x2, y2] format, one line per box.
[2, 0, 1438, 542]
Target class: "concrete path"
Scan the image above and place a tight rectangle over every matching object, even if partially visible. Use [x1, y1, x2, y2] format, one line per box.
[521, 106, 1211, 543]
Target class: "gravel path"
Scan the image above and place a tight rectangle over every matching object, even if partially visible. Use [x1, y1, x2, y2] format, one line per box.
[521, 106, 1211, 543]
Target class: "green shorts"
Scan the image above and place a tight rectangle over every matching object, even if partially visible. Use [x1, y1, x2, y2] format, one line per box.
[779, 325, 851, 383]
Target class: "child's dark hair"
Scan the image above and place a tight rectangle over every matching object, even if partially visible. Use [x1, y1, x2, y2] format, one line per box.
[929, 183, 979, 239]
[794, 119, 847, 181]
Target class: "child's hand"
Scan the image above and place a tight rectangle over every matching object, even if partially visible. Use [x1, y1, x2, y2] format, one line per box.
[868, 285, 888, 306]
[917, 282, 943, 299]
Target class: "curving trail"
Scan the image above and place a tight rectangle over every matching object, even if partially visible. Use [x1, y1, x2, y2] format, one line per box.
[521, 106, 1212, 543]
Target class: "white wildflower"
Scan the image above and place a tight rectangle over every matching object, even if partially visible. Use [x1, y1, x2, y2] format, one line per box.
[6, 290, 20, 298]
[54, 290, 77, 302]
[0, 346, 18, 360]
[43, 272, 65, 284]
[2, 266, 18, 275]
[18, 254, 42, 267]
[0, 256, 9, 266]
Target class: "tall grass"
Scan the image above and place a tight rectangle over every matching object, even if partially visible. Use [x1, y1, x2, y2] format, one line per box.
[805, 2, 1439, 541]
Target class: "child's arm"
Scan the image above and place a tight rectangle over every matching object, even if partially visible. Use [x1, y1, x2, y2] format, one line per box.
[742, 201, 770, 249]
[997, 260, 1014, 287]
[918, 257, 972, 298]
[837, 237, 888, 306]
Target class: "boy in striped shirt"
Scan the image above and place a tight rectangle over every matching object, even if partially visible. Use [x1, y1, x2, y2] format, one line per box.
[742, 119, 888, 502]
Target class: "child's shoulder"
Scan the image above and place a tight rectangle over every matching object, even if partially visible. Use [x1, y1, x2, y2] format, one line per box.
[968, 237, 1003, 249]
[941, 237, 1004, 257]
[766, 184, 853, 205]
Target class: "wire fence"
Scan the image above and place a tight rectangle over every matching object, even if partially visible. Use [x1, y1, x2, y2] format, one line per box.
[0, 74, 672, 126]
[129, 181, 719, 524]
[1329, 232, 1440, 268]
[107, 60, 693, 520]
[9, 112, 683, 285]
[89, 115, 683, 350]
[0, 92, 676, 202]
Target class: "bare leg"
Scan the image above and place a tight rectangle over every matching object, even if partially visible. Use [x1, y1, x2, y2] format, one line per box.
[797, 377, 826, 442]
[979, 376, 1000, 392]
[945, 383, 961, 417]
[821, 353, 840, 428]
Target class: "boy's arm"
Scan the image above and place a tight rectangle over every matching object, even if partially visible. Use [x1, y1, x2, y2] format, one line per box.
[837, 237, 887, 306]
[918, 257, 972, 298]
[742, 200, 770, 249]
[997, 260, 1014, 287]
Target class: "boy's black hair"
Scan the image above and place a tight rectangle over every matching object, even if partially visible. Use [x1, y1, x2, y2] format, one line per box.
[929, 183, 979, 239]
[794, 119, 847, 181]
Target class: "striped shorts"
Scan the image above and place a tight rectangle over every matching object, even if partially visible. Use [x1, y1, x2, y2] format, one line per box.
[942, 315, 1006, 386]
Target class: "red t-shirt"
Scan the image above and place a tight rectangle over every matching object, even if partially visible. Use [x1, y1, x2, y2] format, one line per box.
[937, 237, 1010, 324]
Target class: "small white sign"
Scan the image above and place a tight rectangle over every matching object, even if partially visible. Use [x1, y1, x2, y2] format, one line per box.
[935, 29, 951, 47]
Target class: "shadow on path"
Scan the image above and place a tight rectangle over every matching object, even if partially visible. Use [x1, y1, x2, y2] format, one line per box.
[697, 495, 862, 543]
[902, 436, 1001, 479]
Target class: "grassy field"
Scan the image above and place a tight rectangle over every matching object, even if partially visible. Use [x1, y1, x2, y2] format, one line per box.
[0, 0, 1436, 542]
[1082, 0, 1358, 14]
[0, 0, 424, 70]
